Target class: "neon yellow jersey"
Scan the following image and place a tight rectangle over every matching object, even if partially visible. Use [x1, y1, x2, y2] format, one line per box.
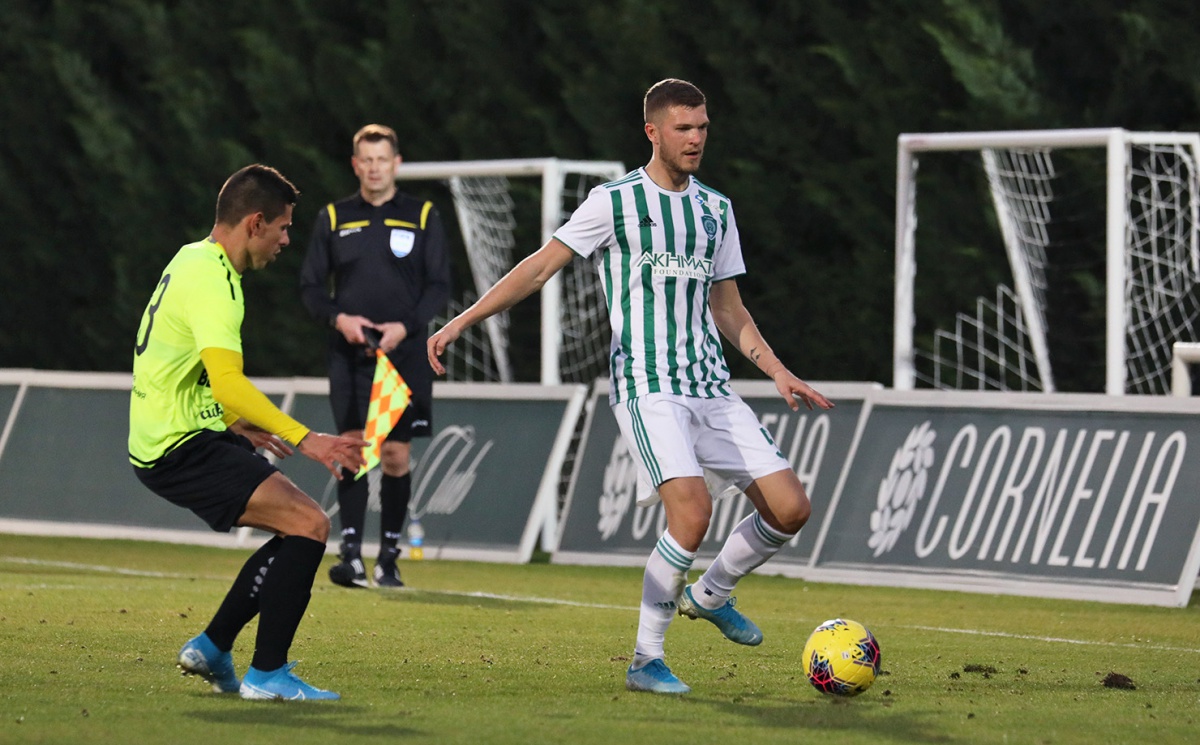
[128, 238, 244, 466]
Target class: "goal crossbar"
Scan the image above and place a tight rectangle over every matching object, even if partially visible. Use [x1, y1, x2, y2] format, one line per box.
[895, 127, 1200, 394]
[397, 158, 626, 180]
[396, 158, 627, 384]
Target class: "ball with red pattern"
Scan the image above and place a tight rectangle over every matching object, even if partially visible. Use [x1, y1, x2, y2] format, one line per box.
[801, 618, 881, 696]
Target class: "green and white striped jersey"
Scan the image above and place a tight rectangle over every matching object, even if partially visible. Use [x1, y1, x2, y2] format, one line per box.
[554, 168, 746, 404]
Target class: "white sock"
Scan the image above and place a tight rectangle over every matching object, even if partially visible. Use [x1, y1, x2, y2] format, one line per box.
[693, 513, 793, 610]
[632, 531, 694, 668]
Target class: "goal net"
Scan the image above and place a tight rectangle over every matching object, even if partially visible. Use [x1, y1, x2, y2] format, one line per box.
[395, 158, 627, 384]
[894, 128, 1200, 395]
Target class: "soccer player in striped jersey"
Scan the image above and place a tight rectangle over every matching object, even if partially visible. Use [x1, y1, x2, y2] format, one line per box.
[428, 79, 833, 694]
[130, 165, 369, 701]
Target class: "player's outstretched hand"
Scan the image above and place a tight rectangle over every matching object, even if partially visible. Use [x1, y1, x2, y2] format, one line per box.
[298, 432, 370, 479]
[772, 369, 834, 412]
[229, 419, 294, 459]
[427, 321, 463, 376]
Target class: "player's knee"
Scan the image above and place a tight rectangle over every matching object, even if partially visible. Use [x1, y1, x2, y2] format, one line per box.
[298, 504, 331, 543]
[751, 471, 811, 534]
[776, 492, 811, 534]
[673, 501, 712, 548]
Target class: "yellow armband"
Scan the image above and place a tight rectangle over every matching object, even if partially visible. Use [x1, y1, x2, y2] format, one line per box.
[199, 347, 311, 445]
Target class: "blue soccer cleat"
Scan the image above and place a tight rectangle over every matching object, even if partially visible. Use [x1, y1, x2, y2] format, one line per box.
[626, 658, 691, 694]
[677, 585, 763, 646]
[178, 632, 240, 693]
[239, 662, 340, 701]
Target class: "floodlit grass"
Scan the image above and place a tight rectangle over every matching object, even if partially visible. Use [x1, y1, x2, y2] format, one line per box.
[1, 534, 1198, 744]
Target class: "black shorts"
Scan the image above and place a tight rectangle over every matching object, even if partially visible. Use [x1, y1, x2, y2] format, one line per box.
[328, 336, 433, 441]
[133, 429, 278, 532]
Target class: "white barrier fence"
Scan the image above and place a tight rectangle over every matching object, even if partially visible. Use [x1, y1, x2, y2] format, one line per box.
[4, 369, 1200, 606]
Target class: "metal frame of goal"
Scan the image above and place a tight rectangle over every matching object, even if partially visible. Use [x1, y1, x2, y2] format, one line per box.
[893, 128, 1200, 395]
[395, 157, 627, 385]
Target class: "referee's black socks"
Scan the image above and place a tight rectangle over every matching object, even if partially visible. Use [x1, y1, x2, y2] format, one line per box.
[380, 473, 412, 550]
[337, 474, 369, 548]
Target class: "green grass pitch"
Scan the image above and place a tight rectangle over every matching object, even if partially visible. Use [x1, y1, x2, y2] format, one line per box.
[2, 534, 1198, 744]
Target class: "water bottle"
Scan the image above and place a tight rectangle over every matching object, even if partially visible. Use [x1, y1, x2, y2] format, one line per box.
[407, 517, 425, 561]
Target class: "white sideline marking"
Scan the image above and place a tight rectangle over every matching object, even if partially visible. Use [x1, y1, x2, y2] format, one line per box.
[441, 602, 1200, 655]
[6, 556, 1199, 655]
[417, 588, 634, 612]
[898, 624, 1200, 654]
[0, 556, 226, 581]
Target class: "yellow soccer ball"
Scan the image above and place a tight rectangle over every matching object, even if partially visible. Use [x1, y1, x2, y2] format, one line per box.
[801, 618, 881, 696]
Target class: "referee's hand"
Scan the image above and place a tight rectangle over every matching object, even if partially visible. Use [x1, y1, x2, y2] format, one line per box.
[298, 432, 370, 479]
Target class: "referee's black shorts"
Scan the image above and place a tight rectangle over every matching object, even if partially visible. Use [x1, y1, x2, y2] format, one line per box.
[327, 335, 433, 442]
[133, 429, 278, 532]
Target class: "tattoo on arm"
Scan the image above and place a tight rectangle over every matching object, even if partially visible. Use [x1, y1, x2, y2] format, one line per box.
[749, 346, 762, 366]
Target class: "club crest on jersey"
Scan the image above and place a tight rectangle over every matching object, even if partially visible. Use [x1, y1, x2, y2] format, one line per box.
[390, 229, 415, 258]
[634, 251, 714, 280]
[701, 214, 718, 239]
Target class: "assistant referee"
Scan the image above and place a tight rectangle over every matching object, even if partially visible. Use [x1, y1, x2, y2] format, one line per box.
[300, 123, 451, 589]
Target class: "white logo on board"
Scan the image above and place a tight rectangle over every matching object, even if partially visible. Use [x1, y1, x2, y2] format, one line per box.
[409, 425, 493, 518]
[868, 421, 936, 557]
[597, 436, 636, 540]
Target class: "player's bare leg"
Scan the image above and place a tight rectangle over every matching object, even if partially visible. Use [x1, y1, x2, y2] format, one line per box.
[682, 468, 811, 645]
[235, 474, 340, 701]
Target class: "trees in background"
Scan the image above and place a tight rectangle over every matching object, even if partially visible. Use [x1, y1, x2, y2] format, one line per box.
[2, 0, 1198, 388]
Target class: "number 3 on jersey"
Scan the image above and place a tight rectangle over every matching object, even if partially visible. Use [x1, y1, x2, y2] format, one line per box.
[135, 274, 171, 356]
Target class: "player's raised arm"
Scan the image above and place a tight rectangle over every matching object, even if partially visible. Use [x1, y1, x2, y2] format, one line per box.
[428, 238, 576, 374]
[201, 347, 369, 477]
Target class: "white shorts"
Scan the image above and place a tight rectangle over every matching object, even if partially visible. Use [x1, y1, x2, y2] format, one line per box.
[611, 392, 792, 506]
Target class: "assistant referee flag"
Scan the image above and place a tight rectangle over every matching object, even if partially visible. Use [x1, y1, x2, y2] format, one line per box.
[356, 349, 411, 479]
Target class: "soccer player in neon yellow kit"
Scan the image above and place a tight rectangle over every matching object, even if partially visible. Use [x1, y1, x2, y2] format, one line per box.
[428, 79, 834, 694]
[129, 164, 368, 701]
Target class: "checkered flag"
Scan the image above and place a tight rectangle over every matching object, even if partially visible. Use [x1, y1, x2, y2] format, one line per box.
[355, 349, 411, 480]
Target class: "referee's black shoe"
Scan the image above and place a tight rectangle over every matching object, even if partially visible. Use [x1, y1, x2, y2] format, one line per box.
[374, 546, 404, 588]
[328, 543, 368, 588]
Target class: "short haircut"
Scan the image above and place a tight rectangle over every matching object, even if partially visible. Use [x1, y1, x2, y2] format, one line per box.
[644, 79, 707, 123]
[353, 123, 399, 156]
[214, 164, 299, 226]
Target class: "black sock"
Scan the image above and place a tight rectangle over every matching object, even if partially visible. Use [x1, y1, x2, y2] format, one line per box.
[204, 536, 283, 652]
[250, 535, 325, 672]
[379, 473, 412, 550]
[336, 472, 369, 546]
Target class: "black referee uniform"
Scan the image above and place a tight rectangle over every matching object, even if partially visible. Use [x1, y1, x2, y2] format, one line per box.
[300, 191, 451, 440]
[300, 188, 450, 586]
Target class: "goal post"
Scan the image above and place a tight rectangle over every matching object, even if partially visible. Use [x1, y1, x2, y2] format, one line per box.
[395, 158, 627, 384]
[894, 128, 1200, 395]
